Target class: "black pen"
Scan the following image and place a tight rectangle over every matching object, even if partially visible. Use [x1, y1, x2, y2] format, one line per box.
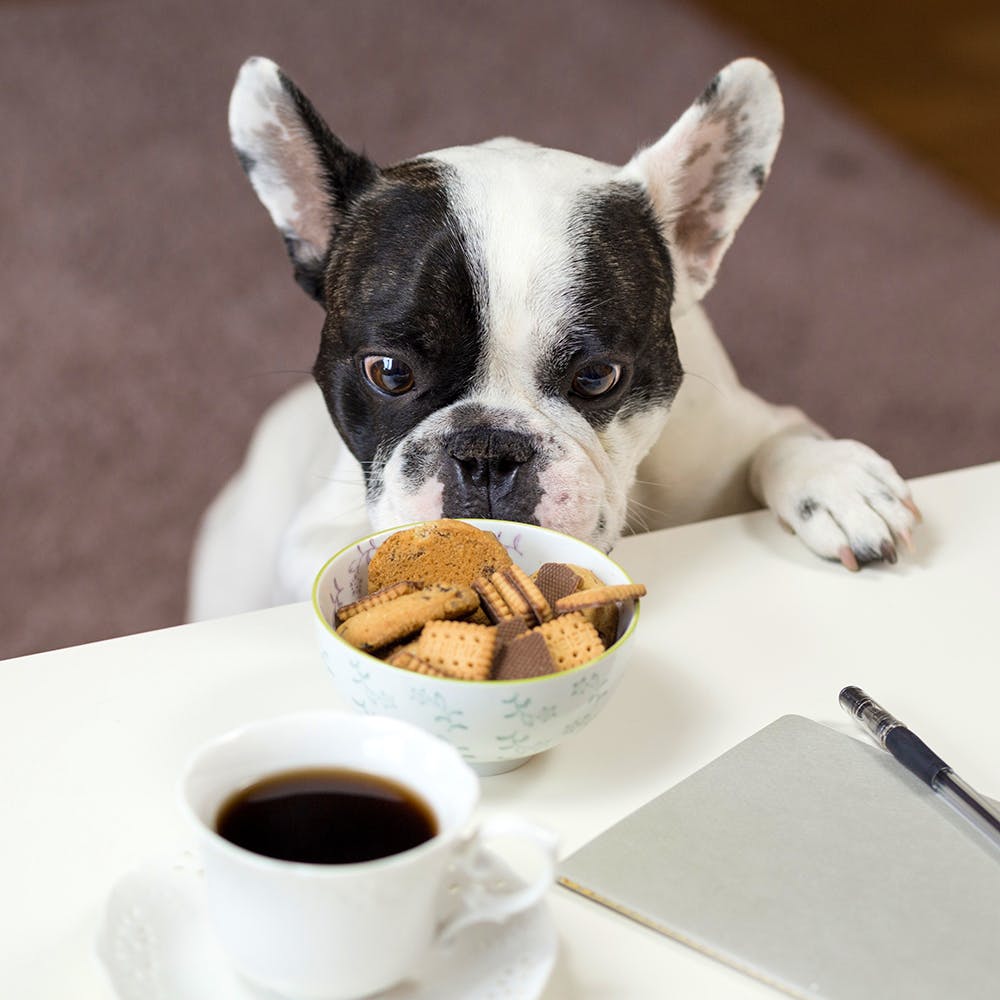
[839, 686, 1000, 853]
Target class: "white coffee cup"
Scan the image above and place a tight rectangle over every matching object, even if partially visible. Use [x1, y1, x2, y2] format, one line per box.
[179, 711, 557, 999]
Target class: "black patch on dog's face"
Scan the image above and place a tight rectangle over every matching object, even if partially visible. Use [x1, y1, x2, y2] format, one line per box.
[312, 156, 681, 533]
[312, 159, 484, 492]
[538, 182, 682, 431]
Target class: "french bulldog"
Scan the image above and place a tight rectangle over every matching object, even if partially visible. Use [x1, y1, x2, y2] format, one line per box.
[188, 56, 920, 620]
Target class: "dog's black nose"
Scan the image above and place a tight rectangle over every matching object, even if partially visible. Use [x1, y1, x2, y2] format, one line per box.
[442, 428, 540, 520]
[447, 428, 535, 492]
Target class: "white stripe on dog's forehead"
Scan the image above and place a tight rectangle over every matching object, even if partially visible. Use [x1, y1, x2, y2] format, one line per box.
[423, 139, 619, 392]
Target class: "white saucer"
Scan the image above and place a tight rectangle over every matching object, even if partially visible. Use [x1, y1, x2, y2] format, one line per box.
[96, 851, 557, 1000]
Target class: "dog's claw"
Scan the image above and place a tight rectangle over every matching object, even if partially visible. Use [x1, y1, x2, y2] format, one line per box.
[897, 527, 916, 554]
[879, 541, 897, 565]
[838, 546, 860, 572]
[902, 496, 923, 524]
[777, 516, 795, 535]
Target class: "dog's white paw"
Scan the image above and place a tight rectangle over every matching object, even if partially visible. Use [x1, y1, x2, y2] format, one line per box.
[752, 435, 921, 570]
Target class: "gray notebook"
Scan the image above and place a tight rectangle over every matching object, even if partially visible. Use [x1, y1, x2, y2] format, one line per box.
[559, 715, 1000, 1000]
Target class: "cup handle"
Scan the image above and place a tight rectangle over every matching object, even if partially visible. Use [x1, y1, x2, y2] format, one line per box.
[436, 814, 558, 942]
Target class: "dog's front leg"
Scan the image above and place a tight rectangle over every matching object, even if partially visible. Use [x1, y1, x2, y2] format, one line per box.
[749, 425, 921, 570]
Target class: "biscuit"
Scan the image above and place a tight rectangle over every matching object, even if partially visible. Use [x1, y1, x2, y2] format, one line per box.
[415, 620, 496, 680]
[367, 519, 512, 592]
[535, 612, 605, 671]
[504, 564, 553, 624]
[494, 615, 529, 651]
[472, 576, 515, 623]
[555, 583, 647, 613]
[335, 520, 644, 679]
[386, 648, 451, 678]
[377, 637, 421, 662]
[562, 564, 619, 647]
[336, 584, 478, 653]
[494, 630, 554, 681]
[465, 605, 493, 627]
[334, 581, 421, 624]
[489, 570, 533, 620]
[562, 565, 606, 591]
[533, 562, 581, 607]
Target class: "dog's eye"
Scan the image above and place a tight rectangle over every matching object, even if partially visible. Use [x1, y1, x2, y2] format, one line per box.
[571, 361, 621, 399]
[363, 356, 415, 396]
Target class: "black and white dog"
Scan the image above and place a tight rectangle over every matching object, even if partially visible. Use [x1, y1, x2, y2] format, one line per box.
[188, 56, 919, 620]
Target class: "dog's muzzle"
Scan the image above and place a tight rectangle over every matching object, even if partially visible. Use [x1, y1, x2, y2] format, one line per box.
[439, 427, 542, 522]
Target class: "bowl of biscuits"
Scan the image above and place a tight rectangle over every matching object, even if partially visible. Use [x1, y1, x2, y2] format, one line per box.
[312, 519, 643, 775]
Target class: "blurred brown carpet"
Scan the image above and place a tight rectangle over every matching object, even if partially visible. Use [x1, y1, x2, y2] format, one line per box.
[2, 0, 999, 659]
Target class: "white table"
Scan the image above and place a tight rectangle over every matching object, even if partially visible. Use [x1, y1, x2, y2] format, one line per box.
[3, 463, 998, 999]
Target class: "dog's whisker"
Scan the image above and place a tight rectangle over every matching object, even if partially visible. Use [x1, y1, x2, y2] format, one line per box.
[626, 496, 671, 517]
[625, 494, 655, 515]
[314, 478, 366, 488]
[238, 368, 316, 381]
[624, 511, 652, 534]
[320, 500, 371, 519]
[624, 508, 651, 534]
[680, 368, 722, 394]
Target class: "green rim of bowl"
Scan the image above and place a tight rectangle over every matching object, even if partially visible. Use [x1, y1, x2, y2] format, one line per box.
[311, 519, 641, 686]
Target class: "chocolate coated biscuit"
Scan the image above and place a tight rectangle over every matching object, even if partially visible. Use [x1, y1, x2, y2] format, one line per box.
[494, 630, 554, 680]
[504, 564, 553, 624]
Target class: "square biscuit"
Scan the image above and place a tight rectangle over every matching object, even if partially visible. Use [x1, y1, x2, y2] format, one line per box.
[415, 620, 497, 681]
[534, 612, 605, 671]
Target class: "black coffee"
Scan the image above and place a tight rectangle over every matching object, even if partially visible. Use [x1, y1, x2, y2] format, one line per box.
[215, 767, 438, 864]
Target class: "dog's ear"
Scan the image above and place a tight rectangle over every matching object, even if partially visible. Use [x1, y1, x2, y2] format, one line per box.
[621, 58, 783, 304]
[228, 57, 380, 303]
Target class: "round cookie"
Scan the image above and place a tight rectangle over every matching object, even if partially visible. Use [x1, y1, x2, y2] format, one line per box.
[367, 519, 513, 593]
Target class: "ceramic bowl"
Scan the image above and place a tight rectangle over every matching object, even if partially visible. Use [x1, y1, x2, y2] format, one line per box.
[312, 520, 641, 775]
